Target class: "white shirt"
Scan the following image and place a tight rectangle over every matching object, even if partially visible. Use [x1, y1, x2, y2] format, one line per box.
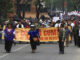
[55, 23, 61, 28]
[71, 23, 75, 29]
[16, 24, 24, 28]
[53, 17, 60, 23]
[3, 29, 15, 35]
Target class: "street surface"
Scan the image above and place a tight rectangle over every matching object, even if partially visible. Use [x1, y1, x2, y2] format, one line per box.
[0, 43, 80, 60]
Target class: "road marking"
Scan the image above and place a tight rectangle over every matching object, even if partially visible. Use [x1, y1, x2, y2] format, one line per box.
[13, 45, 28, 52]
[0, 54, 8, 58]
[0, 44, 28, 59]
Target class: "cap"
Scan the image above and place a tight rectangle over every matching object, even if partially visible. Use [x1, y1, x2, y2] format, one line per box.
[30, 24, 35, 28]
[31, 25, 35, 27]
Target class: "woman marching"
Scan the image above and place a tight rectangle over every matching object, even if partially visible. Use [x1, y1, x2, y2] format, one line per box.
[4, 23, 15, 53]
[28, 25, 40, 53]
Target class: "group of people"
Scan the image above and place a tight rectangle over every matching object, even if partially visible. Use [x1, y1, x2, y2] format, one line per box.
[58, 20, 80, 54]
[0, 13, 80, 54]
[3, 23, 40, 53]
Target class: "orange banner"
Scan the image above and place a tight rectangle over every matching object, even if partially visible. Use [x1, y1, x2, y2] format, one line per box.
[15, 28, 30, 42]
[39, 28, 59, 42]
[15, 28, 59, 42]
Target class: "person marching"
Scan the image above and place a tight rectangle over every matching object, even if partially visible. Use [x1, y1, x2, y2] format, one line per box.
[59, 24, 65, 54]
[28, 25, 40, 53]
[77, 22, 80, 47]
[72, 23, 78, 46]
[16, 21, 24, 44]
[65, 25, 70, 47]
[4, 23, 15, 53]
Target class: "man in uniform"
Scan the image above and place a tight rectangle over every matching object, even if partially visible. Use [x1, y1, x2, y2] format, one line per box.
[59, 24, 65, 54]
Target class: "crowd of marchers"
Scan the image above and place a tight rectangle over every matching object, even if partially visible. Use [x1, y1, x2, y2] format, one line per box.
[0, 13, 80, 54]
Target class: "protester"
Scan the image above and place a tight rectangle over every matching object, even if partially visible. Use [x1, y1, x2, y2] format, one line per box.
[72, 23, 79, 46]
[70, 20, 75, 42]
[59, 24, 65, 54]
[25, 20, 30, 28]
[9, 16, 16, 29]
[40, 23, 46, 28]
[28, 25, 40, 53]
[68, 24, 72, 42]
[4, 23, 15, 53]
[55, 20, 61, 28]
[0, 23, 3, 43]
[64, 25, 70, 47]
[16, 21, 24, 44]
[21, 19, 26, 27]
[2, 12, 80, 53]
[16, 21, 24, 28]
[77, 22, 80, 47]
[71, 20, 75, 29]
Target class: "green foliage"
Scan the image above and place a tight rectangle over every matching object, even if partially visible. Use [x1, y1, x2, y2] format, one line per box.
[42, 0, 64, 10]
[70, 0, 80, 10]
[38, 0, 80, 11]
[0, 0, 13, 22]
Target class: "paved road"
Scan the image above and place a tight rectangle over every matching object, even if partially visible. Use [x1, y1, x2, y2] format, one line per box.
[0, 43, 80, 60]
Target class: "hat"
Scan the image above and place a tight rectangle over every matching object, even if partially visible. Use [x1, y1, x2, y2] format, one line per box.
[48, 20, 51, 23]
[30, 24, 35, 28]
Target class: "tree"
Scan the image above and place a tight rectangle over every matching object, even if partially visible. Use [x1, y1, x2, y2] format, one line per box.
[34, 0, 64, 19]
[35, 0, 43, 20]
[16, 0, 21, 18]
[42, 0, 80, 11]
[69, 0, 80, 11]
[0, 0, 13, 22]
